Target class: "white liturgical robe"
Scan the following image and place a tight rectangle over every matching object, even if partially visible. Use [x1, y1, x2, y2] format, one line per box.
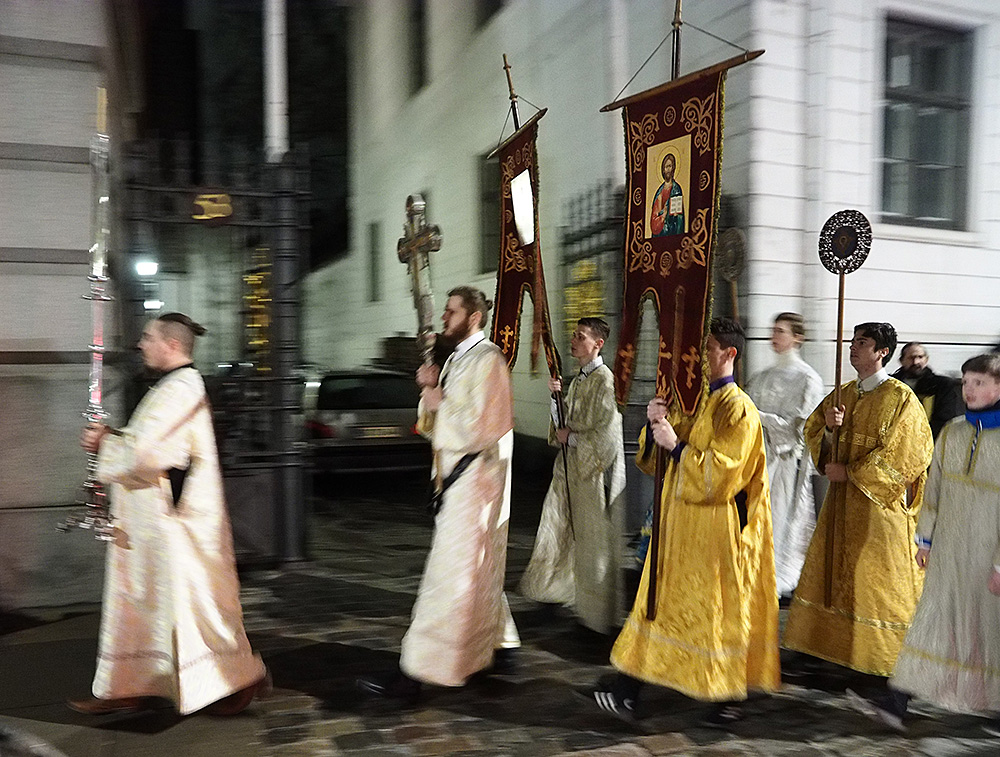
[401, 332, 520, 686]
[94, 366, 265, 715]
[519, 358, 627, 634]
[746, 349, 824, 596]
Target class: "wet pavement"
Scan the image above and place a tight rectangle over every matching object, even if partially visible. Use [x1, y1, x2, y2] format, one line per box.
[2, 472, 1000, 755]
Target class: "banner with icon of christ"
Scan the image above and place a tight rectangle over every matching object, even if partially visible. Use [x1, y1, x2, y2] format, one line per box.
[610, 70, 726, 415]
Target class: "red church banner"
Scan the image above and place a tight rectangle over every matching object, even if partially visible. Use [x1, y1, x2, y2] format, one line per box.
[610, 70, 727, 415]
[489, 110, 562, 377]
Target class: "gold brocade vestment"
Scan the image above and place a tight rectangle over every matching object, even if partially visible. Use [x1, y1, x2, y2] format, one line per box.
[783, 377, 934, 675]
[610, 382, 781, 701]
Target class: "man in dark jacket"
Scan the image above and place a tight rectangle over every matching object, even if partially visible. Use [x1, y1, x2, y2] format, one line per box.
[891, 342, 963, 439]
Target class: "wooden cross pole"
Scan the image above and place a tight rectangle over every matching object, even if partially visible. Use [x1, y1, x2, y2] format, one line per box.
[503, 53, 521, 130]
[397, 194, 442, 367]
[646, 0, 685, 623]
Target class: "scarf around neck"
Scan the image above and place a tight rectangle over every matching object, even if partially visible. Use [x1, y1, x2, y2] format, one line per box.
[966, 399, 1000, 430]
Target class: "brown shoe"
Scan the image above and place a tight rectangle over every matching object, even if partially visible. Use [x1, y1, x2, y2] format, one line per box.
[206, 669, 272, 716]
[68, 696, 149, 715]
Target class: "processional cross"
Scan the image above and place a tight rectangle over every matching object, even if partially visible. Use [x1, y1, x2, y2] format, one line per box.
[397, 194, 442, 366]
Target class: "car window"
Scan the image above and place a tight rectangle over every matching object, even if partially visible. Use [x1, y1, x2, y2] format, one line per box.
[318, 375, 420, 410]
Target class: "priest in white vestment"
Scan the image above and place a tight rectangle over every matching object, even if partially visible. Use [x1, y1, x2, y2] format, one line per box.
[359, 286, 519, 701]
[746, 312, 824, 598]
[71, 313, 267, 716]
[520, 317, 626, 633]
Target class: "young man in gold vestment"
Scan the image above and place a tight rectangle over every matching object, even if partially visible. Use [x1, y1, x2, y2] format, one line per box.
[578, 318, 780, 725]
[784, 322, 934, 679]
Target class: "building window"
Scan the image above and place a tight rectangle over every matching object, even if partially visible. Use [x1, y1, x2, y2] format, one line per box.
[880, 18, 971, 230]
[479, 153, 501, 273]
[475, 0, 503, 28]
[368, 221, 381, 302]
[409, 0, 427, 94]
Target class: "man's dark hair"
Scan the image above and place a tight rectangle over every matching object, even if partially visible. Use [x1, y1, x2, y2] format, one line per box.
[710, 317, 745, 359]
[157, 312, 207, 356]
[774, 312, 805, 339]
[577, 317, 610, 342]
[962, 353, 1000, 381]
[447, 286, 492, 325]
[900, 341, 925, 360]
[854, 322, 897, 366]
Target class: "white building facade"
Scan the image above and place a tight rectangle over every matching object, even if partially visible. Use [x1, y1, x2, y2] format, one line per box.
[0, 0, 111, 608]
[305, 0, 1000, 441]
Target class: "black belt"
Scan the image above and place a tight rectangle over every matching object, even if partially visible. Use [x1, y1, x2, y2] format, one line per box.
[428, 452, 481, 515]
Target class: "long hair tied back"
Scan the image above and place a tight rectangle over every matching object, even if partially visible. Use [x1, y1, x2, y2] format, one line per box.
[158, 312, 207, 336]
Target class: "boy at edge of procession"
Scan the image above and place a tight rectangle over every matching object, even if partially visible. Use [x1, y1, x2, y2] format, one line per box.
[852, 353, 1000, 735]
[577, 318, 780, 726]
[358, 286, 520, 703]
[70, 313, 269, 717]
[519, 317, 627, 635]
[783, 323, 933, 682]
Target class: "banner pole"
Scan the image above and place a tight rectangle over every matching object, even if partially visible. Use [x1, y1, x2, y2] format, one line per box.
[647, 0, 684, 622]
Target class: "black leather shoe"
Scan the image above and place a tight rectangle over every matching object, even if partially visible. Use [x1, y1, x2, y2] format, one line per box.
[356, 671, 421, 703]
[491, 647, 519, 674]
[701, 703, 745, 728]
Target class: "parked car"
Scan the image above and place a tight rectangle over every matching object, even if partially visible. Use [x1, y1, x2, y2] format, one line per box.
[304, 368, 431, 474]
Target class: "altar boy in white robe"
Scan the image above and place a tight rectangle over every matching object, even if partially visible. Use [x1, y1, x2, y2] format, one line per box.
[71, 313, 267, 716]
[520, 317, 626, 633]
[746, 312, 824, 599]
[359, 286, 519, 701]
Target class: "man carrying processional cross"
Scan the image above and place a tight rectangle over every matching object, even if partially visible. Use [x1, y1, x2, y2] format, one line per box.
[358, 196, 519, 702]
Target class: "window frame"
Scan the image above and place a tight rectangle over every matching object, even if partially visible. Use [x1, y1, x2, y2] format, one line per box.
[478, 151, 501, 274]
[879, 17, 972, 231]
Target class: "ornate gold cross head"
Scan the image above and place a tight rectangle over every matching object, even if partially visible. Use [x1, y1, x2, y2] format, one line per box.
[397, 194, 443, 366]
[397, 194, 442, 264]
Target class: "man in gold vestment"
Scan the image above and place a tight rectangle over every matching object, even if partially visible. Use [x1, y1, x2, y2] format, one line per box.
[784, 322, 934, 676]
[579, 318, 780, 724]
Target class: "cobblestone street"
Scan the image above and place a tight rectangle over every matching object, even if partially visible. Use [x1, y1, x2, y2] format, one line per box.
[3, 472, 1000, 756]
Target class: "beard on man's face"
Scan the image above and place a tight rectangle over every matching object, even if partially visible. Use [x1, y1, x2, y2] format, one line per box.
[446, 314, 477, 343]
[901, 363, 928, 379]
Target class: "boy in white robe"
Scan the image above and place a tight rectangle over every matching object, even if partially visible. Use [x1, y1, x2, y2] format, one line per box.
[746, 312, 823, 598]
[520, 317, 626, 634]
[358, 286, 519, 701]
[71, 313, 267, 716]
[852, 353, 1000, 733]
